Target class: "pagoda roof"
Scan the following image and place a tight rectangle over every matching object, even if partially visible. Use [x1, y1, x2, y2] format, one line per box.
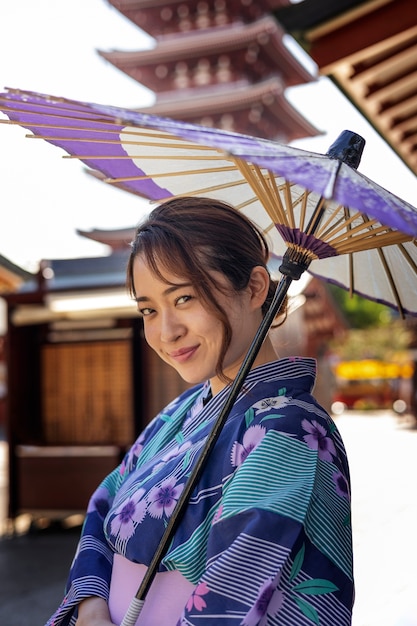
[136, 77, 320, 142]
[0, 254, 34, 294]
[98, 17, 315, 93]
[107, 0, 291, 37]
[77, 227, 136, 251]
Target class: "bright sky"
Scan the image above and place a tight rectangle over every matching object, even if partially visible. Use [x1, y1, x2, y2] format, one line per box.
[1, 0, 416, 271]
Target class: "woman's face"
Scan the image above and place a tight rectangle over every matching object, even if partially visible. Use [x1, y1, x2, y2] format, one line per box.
[132, 255, 266, 395]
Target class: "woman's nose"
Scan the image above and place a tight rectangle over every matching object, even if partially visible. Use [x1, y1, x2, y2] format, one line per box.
[160, 310, 184, 343]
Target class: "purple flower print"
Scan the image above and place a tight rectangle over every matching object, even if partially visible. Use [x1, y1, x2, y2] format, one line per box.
[333, 471, 350, 499]
[186, 581, 210, 612]
[152, 441, 192, 474]
[121, 436, 145, 475]
[110, 488, 147, 540]
[302, 419, 336, 462]
[231, 424, 266, 467]
[241, 576, 284, 625]
[87, 486, 109, 514]
[147, 477, 184, 518]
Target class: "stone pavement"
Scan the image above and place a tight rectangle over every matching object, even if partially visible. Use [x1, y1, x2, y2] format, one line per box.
[0, 411, 417, 625]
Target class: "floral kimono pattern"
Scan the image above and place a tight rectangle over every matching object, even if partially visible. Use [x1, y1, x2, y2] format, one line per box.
[46, 357, 354, 626]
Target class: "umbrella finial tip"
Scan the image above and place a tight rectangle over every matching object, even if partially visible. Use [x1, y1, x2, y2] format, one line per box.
[326, 130, 365, 169]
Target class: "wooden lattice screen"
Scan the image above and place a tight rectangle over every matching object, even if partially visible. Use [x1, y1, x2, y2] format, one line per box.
[41, 340, 134, 446]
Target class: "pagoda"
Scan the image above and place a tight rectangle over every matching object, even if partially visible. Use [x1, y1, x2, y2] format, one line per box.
[101, 0, 320, 142]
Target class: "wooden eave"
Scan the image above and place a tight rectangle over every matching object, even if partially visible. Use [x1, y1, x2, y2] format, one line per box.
[0, 255, 33, 294]
[138, 77, 320, 141]
[275, 0, 417, 175]
[77, 227, 135, 250]
[107, 0, 291, 37]
[98, 17, 315, 92]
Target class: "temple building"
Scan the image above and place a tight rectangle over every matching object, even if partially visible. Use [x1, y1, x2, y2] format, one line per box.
[101, 0, 320, 142]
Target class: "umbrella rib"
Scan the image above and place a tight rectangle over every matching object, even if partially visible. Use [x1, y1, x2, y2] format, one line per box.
[265, 171, 291, 226]
[305, 196, 326, 235]
[26, 134, 218, 150]
[283, 181, 296, 229]
[328, 220, 383, 246]
[63, 154, 224, 160]
[336, 230, 412, 254]
[315, 204, 349, 239]
[298, 190, 309, 232]
[254, 164, 289, 225]
[398, 240, 417, 272]
[0, 118, 129, 135]
[105, 164, 239, 183]
[376, 248, 405, 318]
[348, 252, 354, 297]
[232, 158, 289, 227]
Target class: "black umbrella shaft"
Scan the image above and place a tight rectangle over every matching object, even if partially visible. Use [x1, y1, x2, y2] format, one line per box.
[131, 273, 293, 604]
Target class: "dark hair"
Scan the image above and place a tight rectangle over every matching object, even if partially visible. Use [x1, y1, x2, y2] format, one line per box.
[127, 196, 283, 381]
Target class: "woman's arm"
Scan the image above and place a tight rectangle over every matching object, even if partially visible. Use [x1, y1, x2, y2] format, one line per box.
[76, 597, 116, 626]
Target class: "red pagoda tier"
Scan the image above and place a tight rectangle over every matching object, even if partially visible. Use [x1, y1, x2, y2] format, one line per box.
[98, 17, 314, 93]
[99, 10, 319, 141]
[137, 77, 318, 141]
[107, 0, 292, 37]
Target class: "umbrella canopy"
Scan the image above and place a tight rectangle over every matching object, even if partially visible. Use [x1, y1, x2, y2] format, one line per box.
[2, 87, 417, 626]
[1, 88, 417, 316]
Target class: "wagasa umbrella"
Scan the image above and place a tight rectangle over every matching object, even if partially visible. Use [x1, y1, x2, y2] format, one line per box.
[1, 87, 417, 625]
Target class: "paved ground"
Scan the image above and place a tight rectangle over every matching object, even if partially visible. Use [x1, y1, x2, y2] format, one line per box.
[0, 411, 417, 625]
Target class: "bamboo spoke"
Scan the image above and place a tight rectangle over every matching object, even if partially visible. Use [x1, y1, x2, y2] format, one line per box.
[305, 196, 326, 235]
[26, 134, 221, 151]
[283, 181, 296, 228]
[328, 220, 383, 246]
[398, 240, 417, 272]
[109, 175, 250, 197]
[232, 159, 290, 227]
[315, 204, 348, 239]
[335, 230, 411, 254]
[298, 190, 309, 232]
[377, 248, 405, 318]
[63, 154, 224, 160]
[258, 171, 288, 224]
[104, 164, 239, 183]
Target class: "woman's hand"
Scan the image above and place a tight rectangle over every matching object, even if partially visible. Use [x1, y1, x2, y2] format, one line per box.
[76, 596, 117, 626]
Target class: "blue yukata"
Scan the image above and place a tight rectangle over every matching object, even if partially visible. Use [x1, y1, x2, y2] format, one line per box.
[46, 357, 354, 625]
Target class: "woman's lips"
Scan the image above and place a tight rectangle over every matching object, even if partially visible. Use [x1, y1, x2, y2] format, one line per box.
[168, 345, 199, 363]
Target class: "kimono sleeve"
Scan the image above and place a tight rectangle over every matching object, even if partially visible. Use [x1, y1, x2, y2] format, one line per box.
[177, 425, 354, 626]
[44, 463, 122, 626]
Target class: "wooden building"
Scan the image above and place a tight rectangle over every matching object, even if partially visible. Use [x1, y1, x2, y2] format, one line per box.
[275, 0, 417, 175]
[3, 251, 189, 520]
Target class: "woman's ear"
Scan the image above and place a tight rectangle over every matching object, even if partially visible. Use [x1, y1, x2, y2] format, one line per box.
[248, 266, 270, 310]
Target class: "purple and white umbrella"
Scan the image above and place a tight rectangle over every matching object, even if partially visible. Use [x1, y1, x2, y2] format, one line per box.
[1, 88, 417, 316]
[1, 87, 417, 625]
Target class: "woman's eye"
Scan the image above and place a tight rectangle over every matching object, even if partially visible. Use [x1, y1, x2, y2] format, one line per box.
[138, 307, 154, 317]
[176, 295, 192, 305]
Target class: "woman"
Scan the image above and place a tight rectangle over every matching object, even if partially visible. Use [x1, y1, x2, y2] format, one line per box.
[47, 197, 354, 626]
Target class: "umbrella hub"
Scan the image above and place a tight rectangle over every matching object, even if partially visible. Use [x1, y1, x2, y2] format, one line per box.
[279, 246, 313, 280]
[326, 130, 365, 169]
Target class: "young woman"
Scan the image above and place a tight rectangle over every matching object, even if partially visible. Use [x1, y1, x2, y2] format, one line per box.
[47, 197, 354, 626]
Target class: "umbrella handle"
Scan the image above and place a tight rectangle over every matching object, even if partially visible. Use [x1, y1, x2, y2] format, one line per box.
[118, 271, 296, 625]
[120, 598, 145, 626]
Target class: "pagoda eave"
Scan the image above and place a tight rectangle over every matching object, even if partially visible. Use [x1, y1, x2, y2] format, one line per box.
[107, 0, 291, 36]
[138, 80, 320, 141]
[98, 17, 315, 91]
